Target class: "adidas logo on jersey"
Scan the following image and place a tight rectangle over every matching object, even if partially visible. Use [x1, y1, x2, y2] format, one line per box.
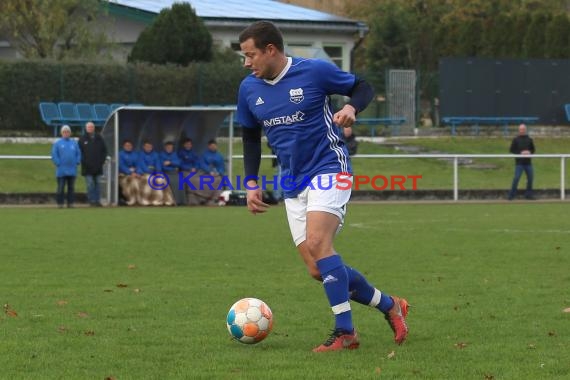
[255, 97, 264, 106]
[322, 275, 338, 284]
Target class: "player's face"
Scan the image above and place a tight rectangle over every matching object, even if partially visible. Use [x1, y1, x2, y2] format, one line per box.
[240, 38, 274, 79]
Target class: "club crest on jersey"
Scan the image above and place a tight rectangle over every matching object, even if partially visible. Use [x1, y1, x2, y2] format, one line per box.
[289, 88, 304, 104]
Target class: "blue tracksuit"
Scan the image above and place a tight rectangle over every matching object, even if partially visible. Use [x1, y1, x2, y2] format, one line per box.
[201, 150, 225, 175]
[178, 148, 201, 172]
[137, 150, 161, 174]
[119, 150, 140, 175]
[160, 150, 181, 173]
[51, 137, 81, 177]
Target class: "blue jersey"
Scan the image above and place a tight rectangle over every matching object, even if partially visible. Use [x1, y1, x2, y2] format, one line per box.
[237, 57, 355, 198]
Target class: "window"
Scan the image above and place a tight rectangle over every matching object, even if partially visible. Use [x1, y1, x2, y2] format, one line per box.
[323, 46, 343, 69]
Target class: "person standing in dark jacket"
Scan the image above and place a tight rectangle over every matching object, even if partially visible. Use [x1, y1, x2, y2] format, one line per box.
[79, 122, 108, 207]
[508, 124, 536, 200]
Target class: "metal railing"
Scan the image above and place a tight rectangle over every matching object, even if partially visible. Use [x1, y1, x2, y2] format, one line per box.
[0, 155, 113, 205]
[230, 153, 569, 201]
[1, 153, 568, 202]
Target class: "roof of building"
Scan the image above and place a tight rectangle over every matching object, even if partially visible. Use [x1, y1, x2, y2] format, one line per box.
[108, 0, 361, 26]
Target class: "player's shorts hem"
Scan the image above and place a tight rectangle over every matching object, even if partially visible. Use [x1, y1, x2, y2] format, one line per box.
[306, 205, 344, 221]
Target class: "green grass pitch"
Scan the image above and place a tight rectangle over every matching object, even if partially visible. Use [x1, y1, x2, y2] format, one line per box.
[1, 203, 569, 379]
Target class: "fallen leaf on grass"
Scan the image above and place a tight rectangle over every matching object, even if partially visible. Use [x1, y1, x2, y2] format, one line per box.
[454, 342, 468, 349]
[116, 283, 128, 288]
[563, 307, 570, 313]
[57, 326, 68, 333]
[528, 344, 536, 349]
[3, 304, 17, 317]
[84, 330, 95, 336]
[374, 367, 382, 374]
[127, 264, 137, 270]
[77, 312, 89, 318]
[548, 331, 556, 337]
[133, 288, 141, 293]
[387, 350, 396, 359]
[484, 374, 495, 380]
[56, 300, 68, 306]
[103, 289, 113, 293]
[105, 377, 116, 380]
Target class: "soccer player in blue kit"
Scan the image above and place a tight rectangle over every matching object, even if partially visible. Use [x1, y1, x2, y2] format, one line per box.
[236, 21, 409, 352]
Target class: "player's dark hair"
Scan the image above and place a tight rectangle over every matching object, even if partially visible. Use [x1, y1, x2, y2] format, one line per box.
[239, 21, 284, 52]
[207, 139, 217, 145]
[182, 137, 193, 144]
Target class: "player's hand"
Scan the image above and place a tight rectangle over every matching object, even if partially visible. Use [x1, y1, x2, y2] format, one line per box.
[521, 150, 531, 155]
[246, 181, 269, 215]
[333, 104, 357, 129]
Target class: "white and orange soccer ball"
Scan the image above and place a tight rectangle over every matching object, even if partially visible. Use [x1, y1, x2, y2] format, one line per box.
[226, 298, 273, 344]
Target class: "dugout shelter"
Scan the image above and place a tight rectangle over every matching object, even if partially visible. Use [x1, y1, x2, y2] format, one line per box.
[100, 105, 237, 206]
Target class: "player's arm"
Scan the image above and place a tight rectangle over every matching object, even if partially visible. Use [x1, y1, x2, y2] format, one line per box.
[333, 77, 375, 128]
[242, 126, 269, 214]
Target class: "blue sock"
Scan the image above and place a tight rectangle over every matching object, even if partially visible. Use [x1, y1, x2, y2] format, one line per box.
[345, 265, 394, 314]
[316, 255, 353, 333]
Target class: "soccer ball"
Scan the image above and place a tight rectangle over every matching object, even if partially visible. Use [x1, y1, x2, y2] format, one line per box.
[226, 298, 273, 344]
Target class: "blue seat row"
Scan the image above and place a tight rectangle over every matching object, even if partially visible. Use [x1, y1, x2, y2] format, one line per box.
[39, 102, 141, 136]
[441, 116, 540, 136]
[565, 104, 570, 122]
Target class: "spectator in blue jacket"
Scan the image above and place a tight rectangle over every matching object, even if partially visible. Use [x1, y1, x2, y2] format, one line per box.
[178, 138, 201, 173]
[179, 138, 203, 206]
[137, 140, 161, 175]
[201, 139, 226, 176]
[118, 139, 141, 206]
[138, 140, 170, 206]
[199, 139, 226, 206]
[160, 141, 180, 173]
[160, 141, 181, 205]
[51, 125, 81, 208]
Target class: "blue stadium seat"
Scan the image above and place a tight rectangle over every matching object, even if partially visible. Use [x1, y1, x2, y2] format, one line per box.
[76, 103, 96, 125]
[39, 102, 64, 136]
[93, 103, 111, 125]
[58, 102, 81, 126]
[565, 104, 570, 122]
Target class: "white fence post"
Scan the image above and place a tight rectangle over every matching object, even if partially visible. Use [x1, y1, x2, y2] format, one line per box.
[561, 157, 566, 201]
[453, 156, 459, 201]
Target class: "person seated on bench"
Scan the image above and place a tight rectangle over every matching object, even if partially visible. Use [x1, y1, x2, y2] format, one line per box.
[118, 139, 141, 206]
[137, 140, 171, 206]
[178, 137, 202, 206]
[199, 139, 226, 206]
[159, 141, 181, 205]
